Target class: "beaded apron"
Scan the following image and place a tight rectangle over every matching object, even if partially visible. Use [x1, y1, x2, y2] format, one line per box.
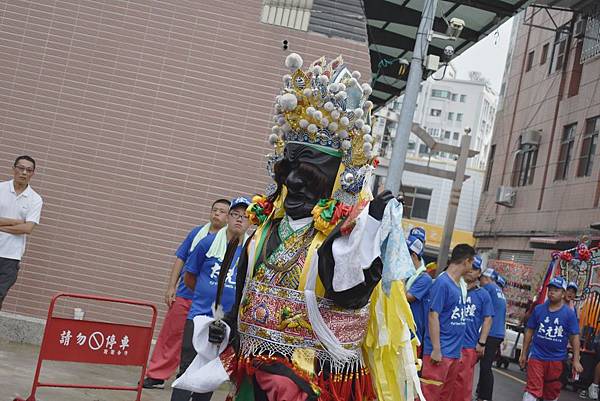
[234, 217, 376, 400]
[238, 280, 369, 367]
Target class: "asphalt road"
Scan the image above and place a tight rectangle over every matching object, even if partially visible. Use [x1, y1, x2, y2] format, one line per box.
[475, 363, 583, 401]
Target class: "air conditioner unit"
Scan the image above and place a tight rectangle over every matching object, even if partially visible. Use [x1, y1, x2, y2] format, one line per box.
[496, 186, 516, 207]
[521, 129, 542, 147]
[574, 19, 586, 39]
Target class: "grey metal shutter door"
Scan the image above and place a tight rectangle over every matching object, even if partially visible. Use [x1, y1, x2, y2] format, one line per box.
[497, 249, 534, 266]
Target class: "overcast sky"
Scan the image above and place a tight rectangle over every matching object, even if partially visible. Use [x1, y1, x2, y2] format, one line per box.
[451, 17, 515, 93]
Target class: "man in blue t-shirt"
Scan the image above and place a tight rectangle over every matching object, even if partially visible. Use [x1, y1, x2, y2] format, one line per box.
[421, 244, 477, 401]
[451, 255, 494, 401]
[520, 276, 582, 401]
[143, 198, 230, 389]
[476, 268, 507, 401]
[170, 197, 251, 401]
[405, 230, 432, 351]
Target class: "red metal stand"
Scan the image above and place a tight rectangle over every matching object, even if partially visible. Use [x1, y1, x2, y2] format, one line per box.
[13, 293, 157, 401]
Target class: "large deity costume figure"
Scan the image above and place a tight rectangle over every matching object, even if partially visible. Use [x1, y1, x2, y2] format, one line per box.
[173, 54, 423, 401]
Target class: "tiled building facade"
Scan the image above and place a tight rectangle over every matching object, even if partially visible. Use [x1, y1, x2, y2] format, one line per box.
[475, 4, 600, 278]
[0, 0, 370, 325]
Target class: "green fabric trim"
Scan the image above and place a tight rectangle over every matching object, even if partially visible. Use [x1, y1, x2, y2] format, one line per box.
[235, 377, 255, 401]
[252, 219, 272, 276]
[319, 199, 337, 221]
[287, 141, 342, 158]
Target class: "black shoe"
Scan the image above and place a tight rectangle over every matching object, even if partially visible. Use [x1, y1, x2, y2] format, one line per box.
[142, 377, 165, 389]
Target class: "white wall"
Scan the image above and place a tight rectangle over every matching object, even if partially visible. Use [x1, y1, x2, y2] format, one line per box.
[374, 70, 496, 233]
[399, 159, 484, 231]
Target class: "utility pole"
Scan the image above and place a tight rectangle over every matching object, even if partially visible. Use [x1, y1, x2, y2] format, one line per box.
[384, 0, 439, 195]
[436, 131, 472, 274]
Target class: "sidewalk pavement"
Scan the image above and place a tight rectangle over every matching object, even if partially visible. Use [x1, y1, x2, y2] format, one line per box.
[3, 339, 586, 401]
[1, 340, 229, 401]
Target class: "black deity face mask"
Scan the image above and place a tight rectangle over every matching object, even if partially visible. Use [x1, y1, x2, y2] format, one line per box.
[274, 143, 340, 220]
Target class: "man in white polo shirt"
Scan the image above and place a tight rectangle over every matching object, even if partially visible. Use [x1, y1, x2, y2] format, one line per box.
[0, 155, 43, 309]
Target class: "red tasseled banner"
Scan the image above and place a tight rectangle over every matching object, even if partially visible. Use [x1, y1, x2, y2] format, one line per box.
[363, 369, 377, 401]
[340, 371, 352, 401]
[246, 357, 257, 378]
[353, 370, 362, 401]
[330, 373, 341, 401]
[318, 372, 332, 401]
[359, 369, 367, 399]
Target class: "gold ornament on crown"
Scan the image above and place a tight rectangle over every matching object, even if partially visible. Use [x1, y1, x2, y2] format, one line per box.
[265, 53, 379, 205]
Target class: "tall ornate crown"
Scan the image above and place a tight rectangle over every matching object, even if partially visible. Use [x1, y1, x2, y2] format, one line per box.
[266, 53, 377, 204]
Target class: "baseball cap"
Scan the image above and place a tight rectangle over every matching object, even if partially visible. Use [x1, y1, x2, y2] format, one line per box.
[406, 235, 424, 257]
[409, 227, 426, 243]
[496, 275, 506, 288]
[567, 281, 578, 291]
[472, 255, 483, 270]
[548, 276, 567, 290]
[482, 268, 498, 280]
[229, 196, 251, 211]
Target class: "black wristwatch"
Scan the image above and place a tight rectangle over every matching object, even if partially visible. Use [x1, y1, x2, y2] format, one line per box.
[478, 341, 486, 347]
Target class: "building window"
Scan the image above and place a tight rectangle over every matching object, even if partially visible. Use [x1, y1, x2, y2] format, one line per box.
[431, 89, 451, 99]
[401, 186, 432, 220]
[451, 93, 458, 101]
[460, 94, 466, 102]
[453, 132, 459, 140]
[582, 7, 600, 63]
[260, 0, 313, 31]
[526, 50, 535, 71]
[428, 127, 440, 137]
[456, 113, 463, 122]
[540, 43, 549, 65]
[483, 144, 496, 191]
[550, 25, 570, 74]
[578, 116, 599, 177]
[555, 123, 577, 181]
[448, 112, 454, 121]
[408, 141, 416, 150]
[419, 144, 429, 155]
[444, 131, 451, 139]
[379, 127, 393, 158]
[430, 108, 442, 117]
[512, 138, 538, 187]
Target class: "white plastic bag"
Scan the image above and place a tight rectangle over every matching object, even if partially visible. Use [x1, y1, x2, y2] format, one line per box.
[171, 315, 231, 393]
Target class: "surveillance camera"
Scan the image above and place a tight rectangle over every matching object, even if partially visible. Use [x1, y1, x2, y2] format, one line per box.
[445, 18, 465, 39]
[449, 18, 465, 31]
[282, 40, 288, 50]
[443, 45, 455, 62]
[464, 127, 472, 134]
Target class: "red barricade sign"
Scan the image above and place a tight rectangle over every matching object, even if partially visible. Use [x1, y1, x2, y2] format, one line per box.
[41, 317, 152, 366]
[13, 293, 157, 401]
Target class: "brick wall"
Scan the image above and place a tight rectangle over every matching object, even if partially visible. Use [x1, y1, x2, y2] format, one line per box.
[0, 0, 370, 326]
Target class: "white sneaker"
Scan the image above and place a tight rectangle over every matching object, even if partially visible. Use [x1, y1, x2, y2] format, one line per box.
[589, 383, 599, 400]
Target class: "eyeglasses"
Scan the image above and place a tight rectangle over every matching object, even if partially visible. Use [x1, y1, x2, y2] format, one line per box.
[229, 212, 248, 221]
[14, 165, 35, 174]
